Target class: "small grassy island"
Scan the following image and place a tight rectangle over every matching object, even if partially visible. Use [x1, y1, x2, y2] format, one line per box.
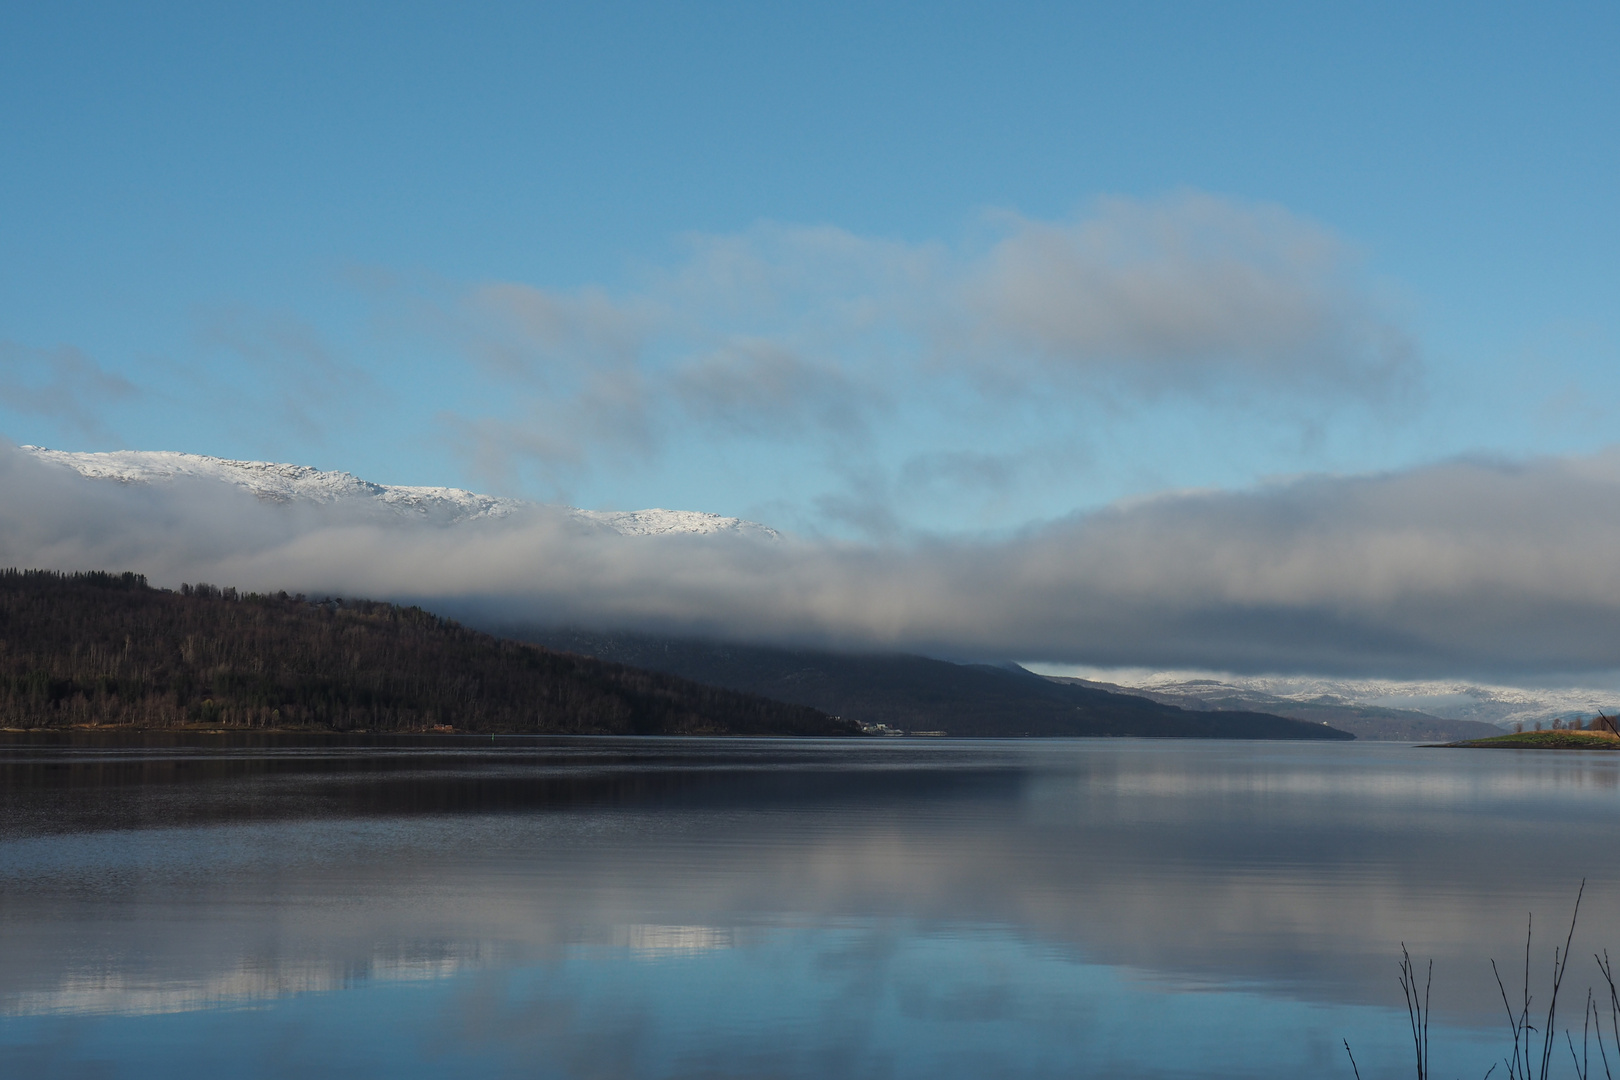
[1441, 728, 1620, 750]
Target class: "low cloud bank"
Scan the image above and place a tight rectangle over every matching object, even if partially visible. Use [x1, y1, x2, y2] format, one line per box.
[6, 442, 1620, 679]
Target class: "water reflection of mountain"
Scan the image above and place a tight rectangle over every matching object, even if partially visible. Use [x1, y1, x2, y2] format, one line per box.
[0, 734, 1029, 836]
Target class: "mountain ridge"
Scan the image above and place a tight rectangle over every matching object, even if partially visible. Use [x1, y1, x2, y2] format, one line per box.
[21, 446, 780, 539]
[1032, 669, 1620, 734]
[1041, 676, 1502, 742]
[513, 627, 1355, 740]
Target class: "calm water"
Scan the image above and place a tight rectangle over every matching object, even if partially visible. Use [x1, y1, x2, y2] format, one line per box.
[2, 735, 1619, 1079]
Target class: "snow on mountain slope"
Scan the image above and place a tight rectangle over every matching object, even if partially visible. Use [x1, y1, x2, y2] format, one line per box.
[1026, 664, 1620, 730]
[577, 507, 778, 538]
[21, 447, 780, 539]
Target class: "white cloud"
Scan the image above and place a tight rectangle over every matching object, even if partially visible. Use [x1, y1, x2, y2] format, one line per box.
[398, 193, 1408, 506]
[671, 340, 871, 437]
[465, 283, 654, 380]
[0, 341, 138, 440]
[958, 192, 1409, 388]
[193, 306, 378, 442]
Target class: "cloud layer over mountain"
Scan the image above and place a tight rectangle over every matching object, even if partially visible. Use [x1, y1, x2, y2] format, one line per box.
[8, 441, 1620, 680]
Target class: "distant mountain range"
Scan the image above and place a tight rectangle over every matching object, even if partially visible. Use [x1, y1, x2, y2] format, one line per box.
[1035, 669, 1620, 736]
[20, 446, 780, 538]
[511, 628, 1354, 740]
[1042, 676, 1502, 742]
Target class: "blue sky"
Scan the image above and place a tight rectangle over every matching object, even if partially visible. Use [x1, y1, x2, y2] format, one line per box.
[3, 1, 1617, 540]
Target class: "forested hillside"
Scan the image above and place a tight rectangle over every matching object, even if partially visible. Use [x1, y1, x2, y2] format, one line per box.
[0, 570, 853, 736]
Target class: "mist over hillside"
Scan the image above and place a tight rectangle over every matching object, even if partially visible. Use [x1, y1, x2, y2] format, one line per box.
[13, 443, 1620, 699]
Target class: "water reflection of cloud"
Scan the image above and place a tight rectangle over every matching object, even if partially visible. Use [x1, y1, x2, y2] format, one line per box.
[610, 925, 735, 957]
[1096, 761, 1620, 800]
[2, 740, 1618, 1036]
[7, 946, 485, 1018]
[374, 928, 1502, 1080]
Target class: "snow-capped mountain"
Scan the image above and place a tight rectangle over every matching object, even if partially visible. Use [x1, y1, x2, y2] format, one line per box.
[21, 447, 780, 539]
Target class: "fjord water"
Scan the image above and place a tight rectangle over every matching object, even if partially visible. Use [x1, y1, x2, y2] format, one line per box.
[2, 737, 1617, 1079]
